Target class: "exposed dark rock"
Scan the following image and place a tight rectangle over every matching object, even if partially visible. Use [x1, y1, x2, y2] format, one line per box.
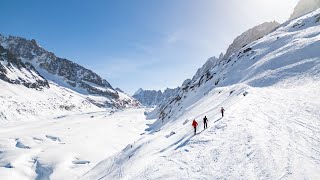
[133, 87, 179, 107]
[0, 45, 49, 90]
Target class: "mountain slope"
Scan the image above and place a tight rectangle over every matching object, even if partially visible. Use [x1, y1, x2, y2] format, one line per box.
[0, 79, 101, 122]
[0, 45, 49, 89]
[149, 9, 320, 123]
[0, 34, 140, 109]
[0, 108, 148, 180]
[223, 21, 280, 60]
[82, 82, 320, 180]
[80, 9, 320, 179]
[290, 0, 320, 19]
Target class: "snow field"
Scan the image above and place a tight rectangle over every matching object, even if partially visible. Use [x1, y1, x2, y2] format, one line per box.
[81, 80, 320, 179]
[0, 108, 148, 180]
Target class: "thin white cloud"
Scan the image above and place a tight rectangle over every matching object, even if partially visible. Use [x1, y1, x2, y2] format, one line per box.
[132, 42, 154, 55]
[166, 32, 180, 44]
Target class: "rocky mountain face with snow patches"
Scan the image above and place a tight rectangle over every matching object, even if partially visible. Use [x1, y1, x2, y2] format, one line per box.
[133, 87, 179, 107]
[290, 0, 320, 19]
[133, 55, 224, 108]
[0, 34, 140, 109]
[223, 21, 280, 60]
[0, 45, 49, 89]
[192, 53, 223, 82]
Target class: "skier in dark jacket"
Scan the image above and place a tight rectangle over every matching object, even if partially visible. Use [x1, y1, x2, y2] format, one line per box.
[221, 107, 225, 117]
[203, 116, 208, 129]
[192, 119, 198, 135]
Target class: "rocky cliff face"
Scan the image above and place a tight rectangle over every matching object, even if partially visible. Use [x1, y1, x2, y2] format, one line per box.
[290, 0, 320, 19]
[133, 88, 179, 107]
[0, 45, 49, 89]
[0, 34, 140, 108]
[223, 21, 280, 60]
[192, 54, 223, 82]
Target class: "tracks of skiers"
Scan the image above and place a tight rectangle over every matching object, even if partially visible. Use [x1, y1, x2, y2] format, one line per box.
[157, 87, 320, 179]
[190, 86, 249, 123]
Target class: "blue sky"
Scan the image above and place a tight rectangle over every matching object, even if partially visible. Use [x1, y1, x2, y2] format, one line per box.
[0, 0, 298, 94]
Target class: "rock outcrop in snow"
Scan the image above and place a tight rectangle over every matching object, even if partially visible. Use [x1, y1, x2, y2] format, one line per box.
[289, 0, 320, 19]
[0, 45, 49, 89]
[223, 21, 280, 60]
[0, 34, 140, 109]
[133, 87, 179, 107]
[192, 54, 222, 81]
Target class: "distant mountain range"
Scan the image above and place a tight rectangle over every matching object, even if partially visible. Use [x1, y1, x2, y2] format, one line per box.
[133, 88, 179, 107]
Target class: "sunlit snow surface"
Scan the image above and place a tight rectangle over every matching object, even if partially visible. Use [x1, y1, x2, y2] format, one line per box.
[81, 10, 320, 180]
[0, 9, 320, 180]
[0, 106, 147, 180]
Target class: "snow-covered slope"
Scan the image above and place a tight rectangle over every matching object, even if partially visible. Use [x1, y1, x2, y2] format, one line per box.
[0, 108, 148, 180]
[133, 87, 179, 107]
[150, 9, 320, 123]
[290, 0, 320, 19]
[0, 35, 140, 109]
[80, 9, 320, 179]
[82, 82, 320, 180]
[223, 21, 280, 60]
[0, 78, 104, 122]
[0, 45, 49, 90]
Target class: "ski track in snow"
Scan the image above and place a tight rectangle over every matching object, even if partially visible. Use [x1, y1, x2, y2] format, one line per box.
[157, 85, 318, 179]
[80, 81, 320, 180]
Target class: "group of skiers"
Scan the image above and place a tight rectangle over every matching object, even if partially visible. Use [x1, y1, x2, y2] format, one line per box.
[192, 107, 225, 135]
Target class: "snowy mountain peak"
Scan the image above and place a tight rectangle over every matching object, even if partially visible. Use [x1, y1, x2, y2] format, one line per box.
[218, 52, 224, 59]
[0, 34, 140, 109]
[290, 0, 320, 19]
[192, 55, 221, 81]
[223, 21, 280, 60]
[134, 88, 144, 95]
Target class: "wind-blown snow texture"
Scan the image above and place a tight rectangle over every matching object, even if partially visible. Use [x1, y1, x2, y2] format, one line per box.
[80, 9, 320, 180]
[0, 108, 148, 180]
